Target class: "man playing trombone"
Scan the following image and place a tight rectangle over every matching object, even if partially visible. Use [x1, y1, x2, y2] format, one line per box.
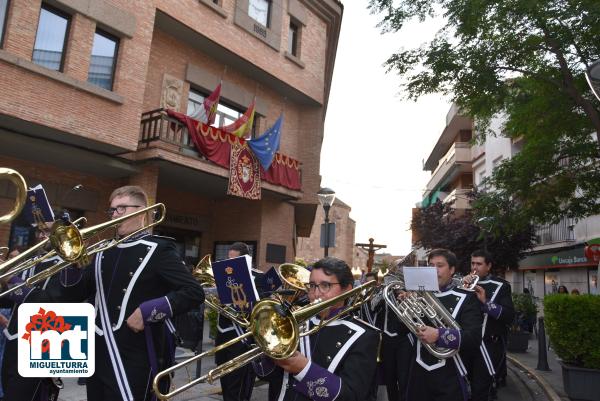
[57, 185, 205, 401]
[255, 257, 380, 401]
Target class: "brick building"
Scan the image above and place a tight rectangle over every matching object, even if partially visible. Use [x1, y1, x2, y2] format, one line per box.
[0, 0, 342, 269]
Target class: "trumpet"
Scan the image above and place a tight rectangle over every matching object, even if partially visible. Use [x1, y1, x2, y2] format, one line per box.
[0, 203, 166, 298]
[383, 272, 460, 359]
[458, 270, 479, 291]
[152, 279, 378, 400]
[0, 168, 27, 224]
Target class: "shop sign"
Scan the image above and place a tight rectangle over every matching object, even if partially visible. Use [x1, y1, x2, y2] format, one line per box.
[519, 246, 593, 269]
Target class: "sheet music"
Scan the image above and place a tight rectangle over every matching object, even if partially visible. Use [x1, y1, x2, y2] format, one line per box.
[403, 267, 439, 291]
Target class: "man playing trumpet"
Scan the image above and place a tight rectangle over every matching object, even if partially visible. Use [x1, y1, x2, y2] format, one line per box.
[463, 250, 515, 400]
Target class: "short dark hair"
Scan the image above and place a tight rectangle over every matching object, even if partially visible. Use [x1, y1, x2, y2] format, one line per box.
[471, 249, 493, 265]
[312, 257, 354, 288]
[229, 242, 250, 256]
[427, 248, 457, 268]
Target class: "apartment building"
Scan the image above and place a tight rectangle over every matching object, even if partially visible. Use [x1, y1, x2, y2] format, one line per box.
[0, 0, 343, 269]
[472, 116, 600, 296]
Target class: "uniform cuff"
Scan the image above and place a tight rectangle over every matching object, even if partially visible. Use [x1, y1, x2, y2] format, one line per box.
[140, 296, 173, 323]
[436, 328, 461, 349]
[483, 301, 503, 319]
[60, 265, 83, 287]
[293, 361, 341, 401]
[6, 275, 33, 304]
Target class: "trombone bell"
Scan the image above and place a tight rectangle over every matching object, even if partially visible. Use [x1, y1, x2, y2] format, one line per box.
[0, 168, 27, 224]
[49, 221, 85, 262]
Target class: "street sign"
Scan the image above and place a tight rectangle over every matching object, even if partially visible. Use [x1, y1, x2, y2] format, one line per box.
[320, 222, 336, 248]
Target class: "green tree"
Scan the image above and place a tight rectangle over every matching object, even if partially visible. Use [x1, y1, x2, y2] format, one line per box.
[411, 199, 535, 273]
[369, 0, 600, 225]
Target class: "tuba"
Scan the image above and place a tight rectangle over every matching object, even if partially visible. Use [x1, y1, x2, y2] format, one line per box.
[0, 168, 27, 224]
[383, 271, 460, 359]
[0, 204, 166, 298]
[152, 279, 378, 400]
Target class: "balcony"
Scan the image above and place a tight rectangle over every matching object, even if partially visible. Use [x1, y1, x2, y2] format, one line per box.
[426, 142, 472, 191]
[442, 188, 472, 209]
[535, 217, 575, 245]
[137, 108, 303, 198]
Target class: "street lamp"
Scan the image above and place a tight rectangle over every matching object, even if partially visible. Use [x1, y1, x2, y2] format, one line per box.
[317, 187, 336, 257]
[585, 59, 600, 101]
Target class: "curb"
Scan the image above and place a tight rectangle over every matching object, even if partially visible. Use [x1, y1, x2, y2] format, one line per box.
[507, 355, 563, 401]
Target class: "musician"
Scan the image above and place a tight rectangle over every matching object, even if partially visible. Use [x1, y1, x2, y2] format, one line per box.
[215, 242, 265, 401]
[405, 249, 482, 401]
[57, 185, 204, 401]
[0, 233, 66, 401]
[465, 250, 515, 400]
[255, 257, 379, 401]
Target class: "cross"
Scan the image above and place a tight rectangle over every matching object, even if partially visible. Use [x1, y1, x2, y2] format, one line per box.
[355, 238, 387, 273]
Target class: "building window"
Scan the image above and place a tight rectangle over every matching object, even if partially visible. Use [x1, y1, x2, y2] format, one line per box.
[0, 0, 9, 48]
[88, 30, 119, 90]
[288, 21, 299, 56]
[248, 0, 270, 27]
[32, 5, 70, 71]
[187, 89, 260, 137]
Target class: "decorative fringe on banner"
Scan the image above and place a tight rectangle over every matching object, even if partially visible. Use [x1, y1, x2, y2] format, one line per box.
[167, 110, 301, 191]
[227, 142, 261, 200]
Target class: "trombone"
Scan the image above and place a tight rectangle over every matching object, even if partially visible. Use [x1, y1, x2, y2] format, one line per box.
[152, 279, 378, 400]
[0, 203, 166, 298]
[0, 168, 27, 224]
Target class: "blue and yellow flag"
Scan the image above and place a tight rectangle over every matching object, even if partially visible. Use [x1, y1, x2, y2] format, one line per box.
[248, 114, 283, 171]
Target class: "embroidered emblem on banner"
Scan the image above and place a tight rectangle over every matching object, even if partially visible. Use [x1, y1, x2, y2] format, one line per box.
[227, 143, 261, 200]
[226, 276, 249, 311]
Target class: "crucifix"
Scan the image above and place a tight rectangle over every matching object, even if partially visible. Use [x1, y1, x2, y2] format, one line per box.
[355, 238, 387, 273]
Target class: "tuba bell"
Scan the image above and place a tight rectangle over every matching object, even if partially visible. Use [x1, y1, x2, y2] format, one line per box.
[0, 168, 27, 224]
[383, 270, 461, 359]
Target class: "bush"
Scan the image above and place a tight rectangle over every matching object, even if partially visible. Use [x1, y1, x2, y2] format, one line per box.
[511, 293, 537, 332]
[544, 294, 600, 369]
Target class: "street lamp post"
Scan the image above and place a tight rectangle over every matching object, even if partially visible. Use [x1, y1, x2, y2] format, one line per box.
[317, 188, 336, 257]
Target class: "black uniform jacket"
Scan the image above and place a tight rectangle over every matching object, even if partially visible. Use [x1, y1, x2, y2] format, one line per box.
[260, 315, 379, 401]
[478, 276, 514, 339]
[414, 287, 483, 375]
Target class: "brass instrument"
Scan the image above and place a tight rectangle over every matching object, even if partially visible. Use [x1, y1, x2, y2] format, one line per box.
[276, 262, 310, 301]
[152, 279, 378, 400]
[383, 272, 461, 359]
[0, 168, 27, 224]
[459, 270, 479, 291]
[0, 203, 166, 298]
[191, 254, 250, 327]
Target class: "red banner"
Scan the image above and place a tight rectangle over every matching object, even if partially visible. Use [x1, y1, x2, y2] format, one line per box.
[167, 110, 301, 191]
[227, 143, 261, 200]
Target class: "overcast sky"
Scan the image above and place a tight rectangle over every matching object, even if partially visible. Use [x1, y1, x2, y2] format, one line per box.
[321, 1, 451, 256]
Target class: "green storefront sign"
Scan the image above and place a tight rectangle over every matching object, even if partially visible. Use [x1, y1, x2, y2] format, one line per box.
[519, 245, 592, 269]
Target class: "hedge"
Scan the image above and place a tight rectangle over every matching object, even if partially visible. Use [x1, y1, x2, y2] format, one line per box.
[544, 294, 600, 369]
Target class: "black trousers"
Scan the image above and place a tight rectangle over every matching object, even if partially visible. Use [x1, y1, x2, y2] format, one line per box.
[1, 341, 59, 401]
[407, 359, 467, 401]
[215, 329, 256, 401]
[86, 335, 156, 401]
[381, 334, 413, 401]
[469, 353, 492, 401]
